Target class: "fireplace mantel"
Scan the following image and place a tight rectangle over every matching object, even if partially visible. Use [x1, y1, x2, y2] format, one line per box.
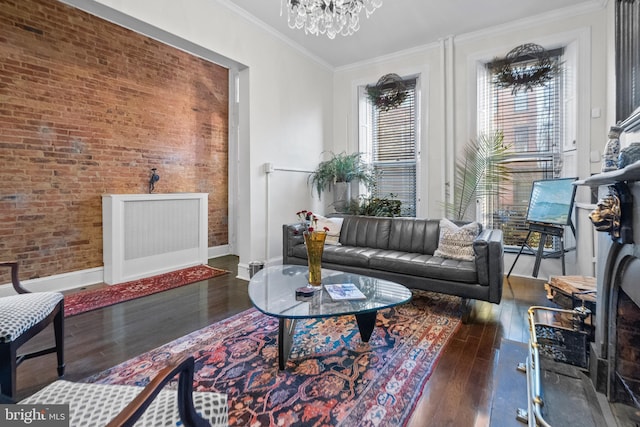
[575, 160, 640, 187]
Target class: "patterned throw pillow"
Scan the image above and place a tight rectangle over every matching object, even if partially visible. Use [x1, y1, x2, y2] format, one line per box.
[314, 215, 344, 245]
[433, 218, 480, 261]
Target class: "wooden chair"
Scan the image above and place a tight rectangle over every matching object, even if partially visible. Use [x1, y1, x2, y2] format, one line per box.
[20, 355, 228, 427]
[0, 261, 64, 399]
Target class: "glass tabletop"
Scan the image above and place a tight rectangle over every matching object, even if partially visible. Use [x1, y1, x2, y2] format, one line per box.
[248, 265, 412, 319]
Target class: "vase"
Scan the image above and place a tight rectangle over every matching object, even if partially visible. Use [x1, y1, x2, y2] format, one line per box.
[304, 231, 326, 286]
[332, 181, 352, 213]
[618, 142, 640, 169]
[602, 126, 622, 172]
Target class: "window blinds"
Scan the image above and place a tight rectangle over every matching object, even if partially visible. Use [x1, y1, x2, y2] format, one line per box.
[616, 0, 640, 121]
[480, 52, 563, 247]
[370, 77, 418, 217]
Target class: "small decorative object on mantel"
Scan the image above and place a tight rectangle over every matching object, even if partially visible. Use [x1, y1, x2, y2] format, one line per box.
[617, 142, 640, 169]
[602, 125, 622, 172]
[490, 43, 561, 95]
[366, 73, 407, 111]
[296, 210, 329, 286]
[589, 182, 633, 244]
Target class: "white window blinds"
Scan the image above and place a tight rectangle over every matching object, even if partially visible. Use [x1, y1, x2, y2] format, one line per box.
[479, 50, 564, 248]
[368, 77, 418, 217]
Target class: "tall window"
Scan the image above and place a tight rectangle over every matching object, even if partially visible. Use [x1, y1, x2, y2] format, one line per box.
[478, 50, 564, 247]
[616, 0, 640, 122]
[359, 76, 419, 217]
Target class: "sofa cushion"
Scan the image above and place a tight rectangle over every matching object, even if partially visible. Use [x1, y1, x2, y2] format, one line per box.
[369, 250, 478, 283]
[315, 215, 343, 245]
[388, 218, 440, 254]
[434, 219, 480, 261]
[322, 245, 381, 268]
[339, 216, 392, 249]
[292, 243, 379, 268]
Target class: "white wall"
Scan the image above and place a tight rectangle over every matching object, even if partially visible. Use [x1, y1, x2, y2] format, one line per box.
[333, 3, 609, 279]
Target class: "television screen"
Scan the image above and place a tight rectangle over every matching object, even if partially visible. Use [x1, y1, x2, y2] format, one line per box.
[525, 178, 577, 226]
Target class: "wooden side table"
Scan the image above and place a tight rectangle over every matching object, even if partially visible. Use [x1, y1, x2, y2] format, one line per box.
[544, 275, 596, 342]
[545, 275, 596, 308]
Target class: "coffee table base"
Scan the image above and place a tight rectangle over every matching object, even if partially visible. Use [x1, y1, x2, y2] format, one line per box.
[277, 311, 377, 370]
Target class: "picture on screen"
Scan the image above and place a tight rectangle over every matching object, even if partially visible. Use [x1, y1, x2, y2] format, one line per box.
[525, 178, 577, 226]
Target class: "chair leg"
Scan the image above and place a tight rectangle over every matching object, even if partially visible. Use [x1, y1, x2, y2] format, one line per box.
[54, 305, 65, 377]
[0, 343, 17, 399]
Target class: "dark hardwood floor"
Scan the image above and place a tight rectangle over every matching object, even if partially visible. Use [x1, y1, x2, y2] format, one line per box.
[16, 256, 552, 426]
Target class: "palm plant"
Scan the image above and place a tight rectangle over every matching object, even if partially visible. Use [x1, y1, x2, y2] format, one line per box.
[308, 152, 376, 199]
[445, 131, 511, 221]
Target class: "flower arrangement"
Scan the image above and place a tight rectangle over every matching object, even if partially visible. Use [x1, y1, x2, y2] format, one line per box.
[366, 73, 408, 111]
[296, 210, 329, 286]
[489, 43, 561, 95]
[296, 210, 329, 234]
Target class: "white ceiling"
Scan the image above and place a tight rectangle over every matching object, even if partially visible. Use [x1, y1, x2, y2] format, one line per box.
[226, 0, 598, 68]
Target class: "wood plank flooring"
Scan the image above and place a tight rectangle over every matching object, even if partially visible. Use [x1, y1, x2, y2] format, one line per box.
[15, 256, 552, 426]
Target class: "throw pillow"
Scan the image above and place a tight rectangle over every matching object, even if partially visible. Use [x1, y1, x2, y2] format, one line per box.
[433, 218, 480, 262]
[314, 215, 344, 246]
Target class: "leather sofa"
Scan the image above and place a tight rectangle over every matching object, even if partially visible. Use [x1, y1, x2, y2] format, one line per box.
[282, 215, 504, 306]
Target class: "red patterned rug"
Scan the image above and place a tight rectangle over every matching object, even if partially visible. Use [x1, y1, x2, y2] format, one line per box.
[85, 290, 461, 426]
[64, 265, 228, 317]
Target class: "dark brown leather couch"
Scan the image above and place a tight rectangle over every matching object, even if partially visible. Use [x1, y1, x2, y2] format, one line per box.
[282, 215, 504, 305]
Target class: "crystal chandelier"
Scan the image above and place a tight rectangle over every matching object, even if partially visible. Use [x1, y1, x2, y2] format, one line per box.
[281, 0, 383, 39]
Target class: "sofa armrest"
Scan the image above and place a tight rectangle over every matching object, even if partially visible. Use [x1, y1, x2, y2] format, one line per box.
[473, 229, 504, 303]
[282, 223, 306, 263]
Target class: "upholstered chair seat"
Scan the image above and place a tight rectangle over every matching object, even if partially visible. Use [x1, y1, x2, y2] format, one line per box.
[0, 261, 65, 399]
[0, 292, 64, 343]
[20, 356, 228, 427]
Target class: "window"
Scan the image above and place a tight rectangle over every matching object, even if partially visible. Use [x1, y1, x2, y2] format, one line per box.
[359, 76, 419, 217]
[478, 50, 564, 248]
[616, 0, 640, 122]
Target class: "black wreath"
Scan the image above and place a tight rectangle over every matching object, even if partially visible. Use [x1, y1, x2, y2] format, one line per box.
[366, 73, 407, 112]
[490, 43, 560, 94]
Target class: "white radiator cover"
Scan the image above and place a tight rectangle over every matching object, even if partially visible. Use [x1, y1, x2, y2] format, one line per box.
[102, 193, 208, 285]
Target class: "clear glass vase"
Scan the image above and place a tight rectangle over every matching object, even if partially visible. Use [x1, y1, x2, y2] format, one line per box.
[304, 231, 326, 286]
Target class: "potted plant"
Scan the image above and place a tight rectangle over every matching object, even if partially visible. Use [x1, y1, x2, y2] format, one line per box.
[309, 152, 376, 212]
[445, 131, 511, 222]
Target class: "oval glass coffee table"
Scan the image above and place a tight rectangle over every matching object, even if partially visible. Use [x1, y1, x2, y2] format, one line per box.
[248, 265, 412, 369]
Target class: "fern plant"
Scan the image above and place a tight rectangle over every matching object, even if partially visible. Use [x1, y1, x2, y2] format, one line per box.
[308, 152, 376, 199]
[445, 131, 511, 221]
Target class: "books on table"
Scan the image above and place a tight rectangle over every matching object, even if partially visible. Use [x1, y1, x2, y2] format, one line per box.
[324, 283, 366, 301]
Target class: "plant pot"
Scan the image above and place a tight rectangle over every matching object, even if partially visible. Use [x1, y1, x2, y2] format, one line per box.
[304, 231, 326, 286]
[332, 181, 351, 213]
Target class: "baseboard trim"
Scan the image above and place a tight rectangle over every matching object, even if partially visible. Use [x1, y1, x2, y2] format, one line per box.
[0, 245, 232, 297]
[0, 267, 104, 297]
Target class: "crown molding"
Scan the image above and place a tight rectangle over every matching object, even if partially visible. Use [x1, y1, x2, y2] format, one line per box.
[336, 0, 607, 71]
[216, 0, 334, 71]
[455, 0, 607, 44]
[335, 41, 440, 73]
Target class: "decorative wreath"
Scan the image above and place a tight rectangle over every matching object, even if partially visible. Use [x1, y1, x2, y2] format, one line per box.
[490, 43, 560, 94]
[366, 73, 407, 112]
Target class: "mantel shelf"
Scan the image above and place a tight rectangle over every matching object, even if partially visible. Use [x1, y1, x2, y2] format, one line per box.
[575, 161, 640, 187]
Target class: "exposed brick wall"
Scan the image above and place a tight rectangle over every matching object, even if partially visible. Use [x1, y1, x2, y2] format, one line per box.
[0, 0, 229, 282]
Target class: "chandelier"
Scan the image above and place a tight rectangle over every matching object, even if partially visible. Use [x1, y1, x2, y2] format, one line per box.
[281, 0, 383, 39]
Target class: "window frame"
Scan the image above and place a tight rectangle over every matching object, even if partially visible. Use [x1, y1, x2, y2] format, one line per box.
[478, 49, 566, 251]
[358, 74, 421, 217]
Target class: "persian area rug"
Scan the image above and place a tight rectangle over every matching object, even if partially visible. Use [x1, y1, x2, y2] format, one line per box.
[64, 265, 228, 317]
[85, 290, 461, 426]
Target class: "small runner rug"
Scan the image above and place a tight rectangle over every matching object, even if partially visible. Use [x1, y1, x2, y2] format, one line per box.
[64, 265, 228, 317]
[85, 290, 461, 426]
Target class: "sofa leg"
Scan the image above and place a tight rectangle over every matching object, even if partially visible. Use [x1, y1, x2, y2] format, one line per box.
[461, 298, 473, 324]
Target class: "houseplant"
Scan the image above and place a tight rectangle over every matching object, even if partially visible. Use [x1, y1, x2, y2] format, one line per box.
[308, 152, 376, 212]
[445, 131, 511, 222]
